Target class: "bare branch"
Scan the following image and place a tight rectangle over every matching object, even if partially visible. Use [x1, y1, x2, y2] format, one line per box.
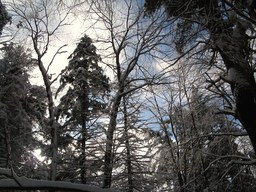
[46, 44, 68, 74]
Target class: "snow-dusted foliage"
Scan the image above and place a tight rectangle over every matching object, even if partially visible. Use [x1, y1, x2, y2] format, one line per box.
[0, 43, 46, 173]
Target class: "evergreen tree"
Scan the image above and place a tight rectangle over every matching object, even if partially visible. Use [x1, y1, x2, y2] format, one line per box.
[56, 34, 109, 184]
[0, 43, 46, 175]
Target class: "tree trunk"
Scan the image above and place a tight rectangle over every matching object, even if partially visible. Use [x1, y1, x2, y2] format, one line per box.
[103, 91, 123, 188]
[2, 124, 10, 168]
[80, 114, 86, 184]
[213, 14, 256, 151]
[80, 89, 89, 184]
[80, 120, 87, 184]
[218, 48, 256, 152]
[37, 59, 57, 181]
[123, 97, 133, 192]
[205, 0, 256, 153]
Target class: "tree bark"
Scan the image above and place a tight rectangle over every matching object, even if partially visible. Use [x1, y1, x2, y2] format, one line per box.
[102, 91, 123, 188]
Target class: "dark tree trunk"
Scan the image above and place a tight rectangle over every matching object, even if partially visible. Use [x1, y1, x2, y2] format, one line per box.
[236, 83, 256, 152]
[80, 109, 88, 184]
[80, 84, 89, 184]
[218, 48, 256, 152]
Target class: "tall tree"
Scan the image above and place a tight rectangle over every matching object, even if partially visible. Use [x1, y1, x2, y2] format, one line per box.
[145, 0, 256, 152]
[56, 34, 110, 184]
[86, 0, 172, 187]
[8, 0, 77, 180]
[0, 43, 46, 174]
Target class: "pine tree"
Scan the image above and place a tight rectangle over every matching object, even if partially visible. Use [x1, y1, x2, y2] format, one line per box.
[56, 34, 109, 184]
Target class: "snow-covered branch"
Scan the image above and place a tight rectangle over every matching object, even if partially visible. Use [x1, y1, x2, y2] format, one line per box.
[0, 168, 116, 192]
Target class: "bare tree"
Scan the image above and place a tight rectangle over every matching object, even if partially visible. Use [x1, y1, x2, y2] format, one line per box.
[84, 0, 173, 188]
[145, 59, 256, 191]
[6, 0, 75, 181]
